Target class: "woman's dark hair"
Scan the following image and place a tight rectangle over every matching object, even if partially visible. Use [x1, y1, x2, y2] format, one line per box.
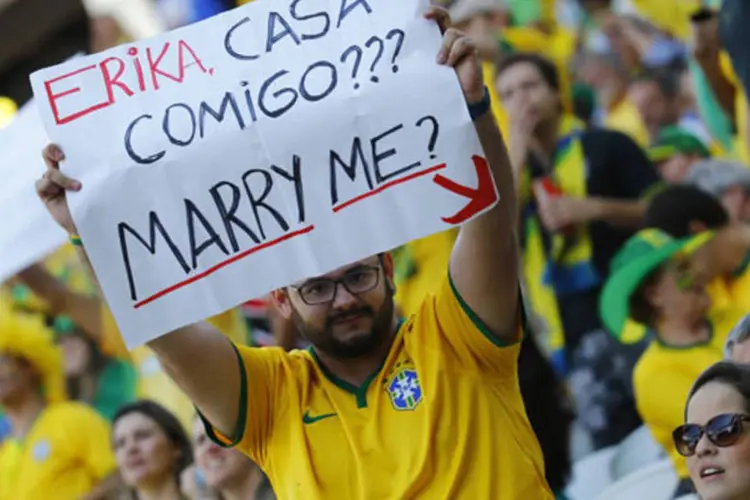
[686, 362, 750, 418]
[628, 268, 666, 327]
[113, 400, 194, 483]
[518, 334, 574, 492]
[62, 331, 108, 400]
[645, 185, 729, 238]
[495, 52, 561, 91]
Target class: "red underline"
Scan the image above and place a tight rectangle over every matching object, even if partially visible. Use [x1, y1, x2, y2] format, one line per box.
[333, 163, 447, 213]
[133, 224, 315, 309]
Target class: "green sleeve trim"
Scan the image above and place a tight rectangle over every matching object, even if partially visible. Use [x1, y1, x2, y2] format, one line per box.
[448, 271, 526, 348]
[732, 248, 750, 278]
[198, 342, 248, 448]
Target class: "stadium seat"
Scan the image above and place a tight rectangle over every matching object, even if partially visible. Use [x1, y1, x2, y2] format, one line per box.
[564, 445, 618, 500]
[610, 425, 665, 480]
[593, 459, 679, 500]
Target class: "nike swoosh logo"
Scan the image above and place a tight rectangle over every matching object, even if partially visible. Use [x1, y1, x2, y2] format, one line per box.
[302, 411, 337, 424]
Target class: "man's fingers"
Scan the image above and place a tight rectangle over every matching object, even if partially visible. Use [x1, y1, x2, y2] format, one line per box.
[35, 177, 58, 198]
[46, 168, 81, 191]
[445, 35, 477, 67]
[424, 5, 451, 34]
[42, 144, 65, 170]
[436, 28, 462, 64]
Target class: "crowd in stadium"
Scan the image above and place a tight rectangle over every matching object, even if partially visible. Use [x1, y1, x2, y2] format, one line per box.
[3, 0, 750, 499]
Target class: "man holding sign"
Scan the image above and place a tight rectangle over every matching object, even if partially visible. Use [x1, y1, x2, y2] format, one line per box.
[34, 5, 552, 499]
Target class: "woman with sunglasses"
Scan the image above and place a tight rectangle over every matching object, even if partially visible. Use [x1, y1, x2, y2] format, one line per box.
[674, 362, 750, 500]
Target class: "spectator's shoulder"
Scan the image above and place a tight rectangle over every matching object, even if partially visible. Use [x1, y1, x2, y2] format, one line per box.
[47, 401, 107, 423]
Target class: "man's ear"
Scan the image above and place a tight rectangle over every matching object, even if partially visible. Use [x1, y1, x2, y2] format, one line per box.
[688, 220, 708, 235]
[381, 252, 397, 295]
[271, 288, 294, 319]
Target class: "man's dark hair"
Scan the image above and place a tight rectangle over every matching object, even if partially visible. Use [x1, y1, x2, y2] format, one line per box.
[632, 68, 682, 100]
[628, 268, 666, 327]
[645, 185, 730, 238]
[496, 52, 561, 91]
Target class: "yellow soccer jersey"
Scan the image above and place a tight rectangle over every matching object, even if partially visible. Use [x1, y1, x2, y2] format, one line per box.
[0, 402, 115, 500]
[393, 229, 457, 318]
[204, 273, 552, 499]
[633, 315, 739, 480]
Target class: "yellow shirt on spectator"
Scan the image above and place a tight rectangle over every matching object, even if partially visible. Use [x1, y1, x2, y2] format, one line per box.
[605, 98, 650, 148]
[203, 273, 552, 499]
[719, 51, 750, 163]
[633, 311, 742, 480]
[483, 61, 510, 138]
[630, 0, 702, 40]
[0, 402, 115, 500]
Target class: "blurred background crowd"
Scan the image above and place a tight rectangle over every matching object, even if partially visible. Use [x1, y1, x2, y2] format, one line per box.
[3, 0, 750, 499]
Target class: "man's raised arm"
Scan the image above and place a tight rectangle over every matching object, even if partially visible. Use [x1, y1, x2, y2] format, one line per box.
[35, 144, 242, 438]
[429, 9, 520, 343]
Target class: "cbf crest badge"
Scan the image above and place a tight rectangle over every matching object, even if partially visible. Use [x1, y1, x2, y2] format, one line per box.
[386, 365, 423, 411]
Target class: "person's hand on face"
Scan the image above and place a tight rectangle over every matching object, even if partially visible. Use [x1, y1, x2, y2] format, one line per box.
[535, 194, 601, 232]
[505, 99, 539, 171]
[425, 6, 485, 105]
[697, 224, 750, 278]
[36, 144, 80, 234]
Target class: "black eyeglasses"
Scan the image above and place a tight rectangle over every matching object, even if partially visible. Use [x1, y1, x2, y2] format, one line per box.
[673, 413, 750, 457]
[291, 265, 381, 305]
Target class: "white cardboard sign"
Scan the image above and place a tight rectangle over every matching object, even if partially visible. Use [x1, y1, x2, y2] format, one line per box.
[30, 0, 496, 347]
[0, 99, 68, 283]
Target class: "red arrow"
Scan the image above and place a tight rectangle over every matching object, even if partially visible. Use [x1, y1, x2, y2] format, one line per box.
[433, 155, 498, 225]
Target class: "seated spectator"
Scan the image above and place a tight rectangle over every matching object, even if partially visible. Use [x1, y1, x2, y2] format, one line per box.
[185, 415, 274, 500]
[674, 362, 750, 499]
[577, 50, 650, 147]
[644, 185, 750, 320]
[647, 126, 711, 183]
[0, 306, 118, 499]
[112, 400, 193, 500]
[685, 159, 750, 223]
[13, 265, 136, 420]
[497, 51, 658, 382]
[600, 228, 742, 498]
[11, 262, 249, 431]
[628, 69, 684, 143]
[497, 51, 659, 449]
[57, 317, 137, 421]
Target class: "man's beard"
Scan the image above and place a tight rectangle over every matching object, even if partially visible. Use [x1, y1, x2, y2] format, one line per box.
[291, 293, 395, 359]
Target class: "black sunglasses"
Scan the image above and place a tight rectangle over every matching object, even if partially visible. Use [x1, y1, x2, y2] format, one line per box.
[673, 413, 750, 457]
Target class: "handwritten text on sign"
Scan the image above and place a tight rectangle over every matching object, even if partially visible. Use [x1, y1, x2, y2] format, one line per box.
[30, 0, 495, 348]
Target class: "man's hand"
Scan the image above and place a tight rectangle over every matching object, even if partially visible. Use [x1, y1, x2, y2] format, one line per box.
[425, 6, 485, 104]
[536, 195, 602, 232]
[36, 144, 80, 234]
